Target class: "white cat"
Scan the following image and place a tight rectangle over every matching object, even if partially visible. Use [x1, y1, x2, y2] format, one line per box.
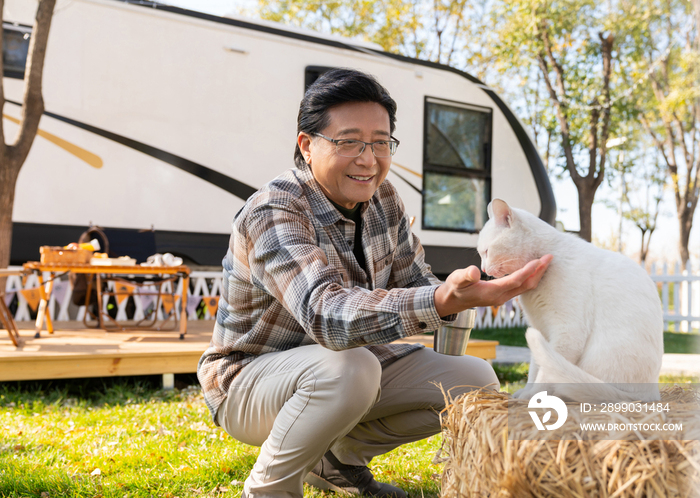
[477, 199, 664, 402]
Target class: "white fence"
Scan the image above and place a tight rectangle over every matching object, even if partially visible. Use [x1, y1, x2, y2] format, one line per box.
[2, 268, 224, 323]
[3, 263, 696, 332]
[649, 262, 700, 332]
[2, 266, 527, 329]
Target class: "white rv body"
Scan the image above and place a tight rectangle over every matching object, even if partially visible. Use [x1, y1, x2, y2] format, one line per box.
[3, 0, 554, 274]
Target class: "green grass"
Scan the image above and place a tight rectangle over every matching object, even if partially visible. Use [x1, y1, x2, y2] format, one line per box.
[0, 377, 443, 498]
[470, 326, 529, 347]
[470, 327, 700, 354]
[663, 331, 700, 353]
[2, 358, 697, 497]
[491, 362, 699, 394]
[492, 362, 529, 384]
[492, 362, 529, 394]
[659, 372, 700, 383]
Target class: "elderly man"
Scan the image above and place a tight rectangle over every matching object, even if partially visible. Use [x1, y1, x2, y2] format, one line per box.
[198, 68, 552, 498]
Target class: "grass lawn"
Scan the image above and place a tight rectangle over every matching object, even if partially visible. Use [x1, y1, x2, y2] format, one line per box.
[471, 327, 700, 354]
[662, 331, 700, 353]
[0, 376, 443, 498]
[470, 327, 529, 348]
[492, 362, 700, 393]
[2, 338, 697, 498]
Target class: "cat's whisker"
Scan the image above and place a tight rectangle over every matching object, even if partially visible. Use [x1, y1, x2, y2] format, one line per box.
[491, 257, 522, 271]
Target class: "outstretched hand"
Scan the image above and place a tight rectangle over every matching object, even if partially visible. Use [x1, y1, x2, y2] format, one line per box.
[434, 254, 553, 317]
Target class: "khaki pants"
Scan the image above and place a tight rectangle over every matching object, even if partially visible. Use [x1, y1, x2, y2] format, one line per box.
[217, 345, 499, 498]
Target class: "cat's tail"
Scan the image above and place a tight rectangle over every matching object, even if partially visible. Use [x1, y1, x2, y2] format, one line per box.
[525, 328, 658, 402]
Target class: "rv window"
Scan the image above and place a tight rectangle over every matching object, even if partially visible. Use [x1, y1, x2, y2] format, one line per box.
[305, 66, 336, 92]
[426, 101, 490, 170]
[422, 98, 492, 232]
[423, 173, 490, 232]
[3, 24, 31, 79]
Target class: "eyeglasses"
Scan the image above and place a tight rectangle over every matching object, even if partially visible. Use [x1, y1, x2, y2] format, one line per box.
[314, 133, 400, 158]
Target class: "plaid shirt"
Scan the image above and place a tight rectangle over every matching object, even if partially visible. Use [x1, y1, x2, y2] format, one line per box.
[198, 164, 454, 422]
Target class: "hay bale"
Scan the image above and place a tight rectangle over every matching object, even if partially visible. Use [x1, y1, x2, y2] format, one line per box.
[439, 386, 700, 497]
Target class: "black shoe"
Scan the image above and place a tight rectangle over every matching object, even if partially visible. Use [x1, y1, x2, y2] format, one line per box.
[304, 451, 407, 498]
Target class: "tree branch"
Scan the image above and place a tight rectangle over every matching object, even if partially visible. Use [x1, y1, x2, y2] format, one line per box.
[594, 33, 614, 190]
[672, 111, 692, 170]
[691, 100, 697, 167]
[648, 71, 665, 101]
[535, 26, 579, 183]
[542, 27, 568, 105]
[446, 3, 464, 66]
[640, 114, 672, 168]
[673, 110, 699, 210]
[539, 24, 585, 184]
[640, 112, 681, 210]
[588, 106, 599, 181]
[650, 71, 682, 179]
[9, 0, 57, 168]
[433, 0, 442, 63]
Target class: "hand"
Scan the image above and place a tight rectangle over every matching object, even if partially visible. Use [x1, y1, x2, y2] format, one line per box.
[434, 254, 553, 317]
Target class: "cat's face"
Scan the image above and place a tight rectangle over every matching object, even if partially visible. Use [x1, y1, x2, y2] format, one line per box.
[477, 199, 532, 278]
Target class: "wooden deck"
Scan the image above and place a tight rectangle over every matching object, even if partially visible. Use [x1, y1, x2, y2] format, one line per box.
[0, 321, 497, 382]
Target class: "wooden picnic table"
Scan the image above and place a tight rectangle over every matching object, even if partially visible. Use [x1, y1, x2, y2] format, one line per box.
[22, 262, 191, 340]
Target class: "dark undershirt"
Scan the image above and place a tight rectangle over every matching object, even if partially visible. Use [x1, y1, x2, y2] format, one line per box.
[329, 199, 492, 282]
[329, 200, 366, 274]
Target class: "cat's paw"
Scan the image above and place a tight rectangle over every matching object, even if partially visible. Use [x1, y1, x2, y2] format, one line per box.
[512, 387, 531, 399]
[513, 384, 540, 399]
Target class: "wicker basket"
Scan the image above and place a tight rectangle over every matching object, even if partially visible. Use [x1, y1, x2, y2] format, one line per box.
[40, 246, 93, 264]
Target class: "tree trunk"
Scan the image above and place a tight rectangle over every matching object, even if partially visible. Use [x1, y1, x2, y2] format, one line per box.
[639, 228, 648, 264]
[0, 0, 56, 271]
[536, 30, 612, 243]
[577, 186, 594, 242]
[679, 209, 693, 270]
[0, 0, 56, 299]
[0, 159, 20, 291]
[0, 164, 19, 261]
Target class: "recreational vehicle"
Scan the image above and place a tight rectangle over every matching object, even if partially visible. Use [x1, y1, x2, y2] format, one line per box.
[3, 0, 555, 277]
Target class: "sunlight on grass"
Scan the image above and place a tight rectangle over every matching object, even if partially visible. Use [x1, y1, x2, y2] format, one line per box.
[491, 363, 699, 394]
[472, 326, 700, 354]
[659, 373, 700, 383]
[0, 384, 256, 497]
[2, 365, 696, 497]
[0, 382, 444, 498]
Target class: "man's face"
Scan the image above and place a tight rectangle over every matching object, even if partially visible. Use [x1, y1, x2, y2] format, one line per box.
[298, 101, 392, 209]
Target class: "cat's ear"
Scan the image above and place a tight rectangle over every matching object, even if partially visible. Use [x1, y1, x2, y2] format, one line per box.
[488, 199, 513, 228]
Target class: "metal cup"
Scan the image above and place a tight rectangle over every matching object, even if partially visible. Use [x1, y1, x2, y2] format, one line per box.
[433, 308, 477, 356]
